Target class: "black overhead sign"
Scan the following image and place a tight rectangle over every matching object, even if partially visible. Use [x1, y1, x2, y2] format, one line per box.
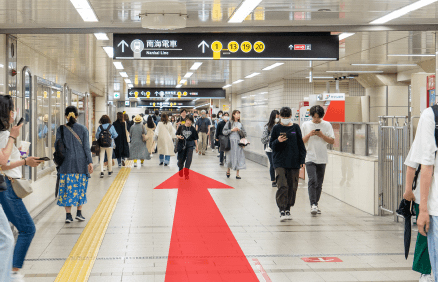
[128, 88, 225, 99]
[137, 100, 195, 107]
[113, 33, 339, 61]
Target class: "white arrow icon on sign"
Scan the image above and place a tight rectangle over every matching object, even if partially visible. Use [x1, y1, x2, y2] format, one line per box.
[289, 45, 294, 50]
[198, 41, 209, 53]
[118, 40, 129, 52]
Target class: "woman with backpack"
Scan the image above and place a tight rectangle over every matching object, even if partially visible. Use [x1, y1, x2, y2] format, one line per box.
[95, 115, 118, 178]
[56, 106, 93, 224]
[129, 115, 151, 167]
[113, 112, 130, 167]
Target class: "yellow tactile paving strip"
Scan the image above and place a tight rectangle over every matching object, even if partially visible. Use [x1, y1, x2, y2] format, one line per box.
[55, 161, 133, 282]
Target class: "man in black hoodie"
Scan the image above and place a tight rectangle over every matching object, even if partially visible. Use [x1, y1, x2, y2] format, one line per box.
[270, 107, 306, 221]
[215, 112, 229, 166]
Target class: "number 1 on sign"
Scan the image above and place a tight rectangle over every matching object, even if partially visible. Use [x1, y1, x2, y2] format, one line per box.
[212, 41, 223, 52]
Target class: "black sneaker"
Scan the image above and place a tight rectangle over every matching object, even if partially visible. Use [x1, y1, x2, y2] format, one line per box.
[164, 163, 168, 166]
[159, 162, 164, 165]
[75, 214, 86, 221]
[65, 213, 73, 223]
[272, 182, 277, 187]
[108, 171, 113, 176]
[219, 162, 224, 166]
[100, 172, 104, 178]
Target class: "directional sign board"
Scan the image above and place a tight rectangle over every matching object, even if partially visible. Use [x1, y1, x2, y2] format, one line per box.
[128, 88, 225, 99]
[137, 100, 195, 107]
[114, 33, 339, 61]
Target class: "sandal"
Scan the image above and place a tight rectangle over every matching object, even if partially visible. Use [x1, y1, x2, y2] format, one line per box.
[236, 176, 241, 179]
[226, 172, 230, 178]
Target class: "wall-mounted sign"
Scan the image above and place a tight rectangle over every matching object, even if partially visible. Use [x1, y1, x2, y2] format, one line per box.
[114, 33, 339, 61]
[322, 93, 345, 101]
[125, 101, 130, 106]
[114, 92, 120, 99]
[128, 88, 225, 99]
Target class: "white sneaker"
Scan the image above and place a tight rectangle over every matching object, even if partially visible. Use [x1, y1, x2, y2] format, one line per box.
[280, 211, 287, 221]
[285, 210, 292, 220]
[420, 274, 435, 282]
[11, 271, 25, 282]
[311, 205, 318, 215]
[317, 206, 321, 214]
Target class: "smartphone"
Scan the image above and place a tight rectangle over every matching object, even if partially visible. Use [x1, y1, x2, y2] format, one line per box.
[16, 117, 24, 126]
[280, 132, 287, 138]
[38, 157, 51, 161]
[315, 129, 321, 132]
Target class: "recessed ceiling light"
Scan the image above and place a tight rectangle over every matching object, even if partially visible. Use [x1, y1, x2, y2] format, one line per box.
[223, 84, 232, 89]
[180, 79, 187, 84]
[127, 83, 134, 88]
[69, 0, 98, 22]
[339, 33, 355, 41]
[388, 54, 435, 57]
[228, 0, 263, 23]
[176, 84, 182, 88]
[190, 62, 203, 70]
[184, 72, 194, 78]
[233, 79, 244, 84]
[262, 63, 284, 71]
[326, 70, 384, 73]
[370, 0, 438, 24]
[94, 33, 109, 40]
[113, 62, 124, 69]
[102, 47, 114, 58]
[305, 76, 334, 79]
[119, 72, 128, 77]
[351, 63, 418, 66]
[124, 79, 132, 84]
[245, 72, 261, 78]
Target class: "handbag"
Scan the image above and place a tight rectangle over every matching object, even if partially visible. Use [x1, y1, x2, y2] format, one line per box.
[91, 140, 100, 154]
[125, 122, 130, 143]
[219, 122, 232, 152]
[238, 138, 250, 147]
[0, 168, 32, 198]
[142, 125, 147, 142]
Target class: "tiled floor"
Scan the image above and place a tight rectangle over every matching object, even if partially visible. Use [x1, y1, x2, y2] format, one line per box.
[21, 151, 421, 282]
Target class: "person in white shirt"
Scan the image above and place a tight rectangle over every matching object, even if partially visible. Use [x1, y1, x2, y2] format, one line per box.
[408, 106, 438, 282]
[404, 143, 434, 282]
[301, 105, 335, 215]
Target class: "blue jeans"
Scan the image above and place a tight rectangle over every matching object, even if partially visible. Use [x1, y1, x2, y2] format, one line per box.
[266, 151, 275, 182]
[428, 215, 438, 282]
[0, 204, 14, 281]
[0, 178, 36, 269]
[159, 155, 170, 165]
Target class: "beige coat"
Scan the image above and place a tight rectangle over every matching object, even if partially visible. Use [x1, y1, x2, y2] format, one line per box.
[154, 121, 176, 156]
[145, 124, 156, 154]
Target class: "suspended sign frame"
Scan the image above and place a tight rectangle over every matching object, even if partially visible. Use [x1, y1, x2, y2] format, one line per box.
[127, 88, 225, 99]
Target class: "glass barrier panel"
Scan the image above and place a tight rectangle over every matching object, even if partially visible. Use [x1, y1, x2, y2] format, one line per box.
[341, 124, 354, 154]
[36, 84, 50, 174]
[368, 124, 379, 158]
[78, 95, 86, 127]
[51, 89, 61, 165]
[354, 124, 367, 156]
[331, 123, 341, 152]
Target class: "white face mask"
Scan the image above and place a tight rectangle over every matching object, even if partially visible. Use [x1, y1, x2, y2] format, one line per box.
[223, 116, 229, 121]
[275, 118, 279, 123]
[281, 118, 292, 125]
[218, 115, 222, 118]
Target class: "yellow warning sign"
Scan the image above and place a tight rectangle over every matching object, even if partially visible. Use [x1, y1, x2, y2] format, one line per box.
[211, 41, 223, 52]
[241, 41, 252, 53]
[43, 91, 47, 98]
[254, 41, 265, 53]
[178, 92, 182, 98]
[146, 91, 150, 98]
[228, 41, 239, 53]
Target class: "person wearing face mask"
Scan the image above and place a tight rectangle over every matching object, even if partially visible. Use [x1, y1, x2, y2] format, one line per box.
[270, 107, 306, 221]
[261, 110, 280, 187]
[301, 105, 335, 215]
[210, 114, 217, 151]
[195, 110, 211, 156]
[215, 112, 229, 166]
[222, 110, 247, 179]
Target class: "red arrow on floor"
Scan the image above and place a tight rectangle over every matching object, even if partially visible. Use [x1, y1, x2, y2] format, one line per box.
[155, 168, 259, 282]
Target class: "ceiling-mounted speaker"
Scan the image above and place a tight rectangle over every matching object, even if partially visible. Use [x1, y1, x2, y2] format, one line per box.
[140, 2, 187, 30]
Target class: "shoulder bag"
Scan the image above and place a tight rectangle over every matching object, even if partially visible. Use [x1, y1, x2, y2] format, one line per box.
[0, 167, 33, 198]
[125, 122, 130, 143]
[53, 125, 66, 166]
[219, 122, 231, 152]
[142, 125, 147, 142]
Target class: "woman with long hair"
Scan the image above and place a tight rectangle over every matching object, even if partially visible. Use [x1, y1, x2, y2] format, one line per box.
[129, 115, 151, 167]
[95, 115, 118, 178]
[222, 110, 247, 179]
[0, 95, 42, 281]
[112, 112, 130, 166]
[145, 115, 156, 154]
[154, 113, 176, 166]
[56, 106, 93, 224]
[261, 109, 280, 187]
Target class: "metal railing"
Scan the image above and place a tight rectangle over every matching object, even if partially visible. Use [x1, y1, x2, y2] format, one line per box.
[328, 122, 379, 158]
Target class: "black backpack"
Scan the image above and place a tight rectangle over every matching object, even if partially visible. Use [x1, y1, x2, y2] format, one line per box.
[98, 125, 112, 148]
[53, 126, 66, 167]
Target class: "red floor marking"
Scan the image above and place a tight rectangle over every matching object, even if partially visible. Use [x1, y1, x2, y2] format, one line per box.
[252, 259, 272, 282]
[155, 168, 259, 282]
[302, 257, 343, 263]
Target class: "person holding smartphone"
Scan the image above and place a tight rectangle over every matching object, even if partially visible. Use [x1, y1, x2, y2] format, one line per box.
[270, 107, 306, 221]
[301, 105, 335, 215]
[176, 116, 199, 178]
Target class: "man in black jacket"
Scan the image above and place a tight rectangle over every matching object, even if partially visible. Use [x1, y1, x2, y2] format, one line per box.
[270, 107, 306, 221]
[215, 112, 229, 166]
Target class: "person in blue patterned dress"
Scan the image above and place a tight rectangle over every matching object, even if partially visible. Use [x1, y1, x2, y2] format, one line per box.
[56, 106, 93, 223]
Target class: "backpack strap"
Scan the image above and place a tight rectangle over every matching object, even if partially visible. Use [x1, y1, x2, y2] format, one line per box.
[99, 125, 104, 132]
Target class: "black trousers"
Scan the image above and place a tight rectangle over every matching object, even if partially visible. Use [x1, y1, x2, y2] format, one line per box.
[306, 162, 327, 206]
[178, 147, 194, 171]
[275, 167, 300, 212]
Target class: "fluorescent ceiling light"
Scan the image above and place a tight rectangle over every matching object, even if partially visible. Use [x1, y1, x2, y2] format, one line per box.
[176, 84, 182, 88]
[119, 72, 128, 77]
[127, 84, 134, 88]
[102, 47, 114, 58]
[184, 72, 194, 78]
[124, 79, 132, 84]
[190, 62, 203, 70]
[326, 70, 384, 73]
[70, 0, 98, 22]
[351, 63, 418, 66]
[228, 0, 263, 23]
[339, 33, 355, 41]
[245, 72, 261, 78]
[94, 33, 109, 40]
[305, 76, 334, 79]
[180, 79, 187, 84]
[388, 54, 435, 57]
[262, 63, 284, 71]
[113, 62, 124, 69]
[223, 84, 232, 89]
[370, 0, 438, 24]
[233, 79, 244, 84]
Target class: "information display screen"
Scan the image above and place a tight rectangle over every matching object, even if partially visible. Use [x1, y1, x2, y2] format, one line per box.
[128, 88, 225, 99]
[114, 33, 339, 61]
